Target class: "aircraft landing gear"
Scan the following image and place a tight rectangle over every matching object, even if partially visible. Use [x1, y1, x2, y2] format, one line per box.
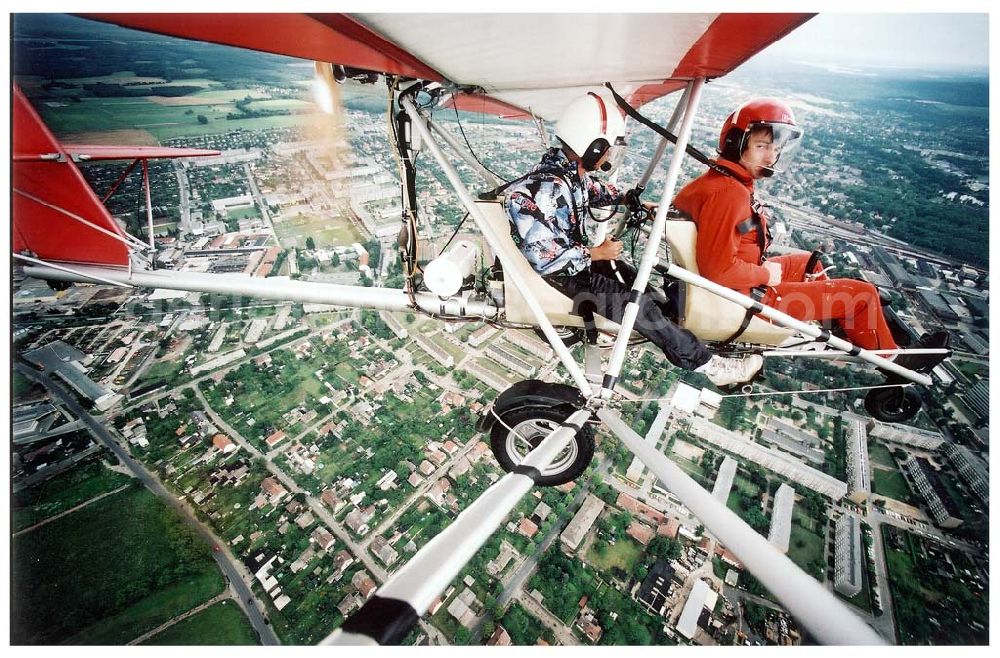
[864, 385, 922, 423]
[478, 380, 594, 486]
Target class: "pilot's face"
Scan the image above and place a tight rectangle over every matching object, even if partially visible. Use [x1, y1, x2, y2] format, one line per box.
[740, 128, 778, 179]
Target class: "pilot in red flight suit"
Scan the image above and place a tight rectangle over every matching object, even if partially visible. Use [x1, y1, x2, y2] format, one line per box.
[673, 98, 945, 368]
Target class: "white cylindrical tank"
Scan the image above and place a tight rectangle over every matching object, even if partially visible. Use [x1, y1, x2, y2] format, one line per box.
[423, 240, 479, 297]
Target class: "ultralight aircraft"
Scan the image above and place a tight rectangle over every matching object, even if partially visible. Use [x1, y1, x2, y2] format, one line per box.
[13, 13, 950, 645]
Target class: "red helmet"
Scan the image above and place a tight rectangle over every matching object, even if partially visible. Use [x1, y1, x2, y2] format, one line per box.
[718, 98, 802, 175]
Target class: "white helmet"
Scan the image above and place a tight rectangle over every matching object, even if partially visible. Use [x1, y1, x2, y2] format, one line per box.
[555, 92, 627, 172]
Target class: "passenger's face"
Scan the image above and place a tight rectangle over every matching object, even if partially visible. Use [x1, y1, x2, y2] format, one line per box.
[740, 128, 778, 178]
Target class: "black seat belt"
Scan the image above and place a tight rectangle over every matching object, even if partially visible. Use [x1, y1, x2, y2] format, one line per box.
[721, 199, 770, 346]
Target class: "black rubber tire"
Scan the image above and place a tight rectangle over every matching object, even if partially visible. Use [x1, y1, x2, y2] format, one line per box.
[489, 404, 595, 487]
[864, 387, 922, 423]
[533, 326, 583, 347]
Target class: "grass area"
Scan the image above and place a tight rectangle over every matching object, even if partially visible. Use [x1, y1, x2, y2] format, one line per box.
[953, 359, 988, 380]
[881, 526, 987, 644]
[12, 458, 134, 531]
[140, 358, 186, 387]
[67, 570, 225, 645]
[867, 440, 896, 469]
[333, 361, 361, 386]
[787, 523, 826, 582]
[499, 602, 556, 646]
[791, 505, 819, 533]
[670, 455, 712, 489]
[274, 212, 365, 247]
[227, 205, 260, 221]
[141, 600, 258, 645]
[731, 474, 762, 499]
[37, 93, 315, 142]
[427, 332, 467, 364]
[473, 357, 519, 383]
[585, 537, 644, 575]
[12, 486, 224, 644]
[872, 468, 918, 505]
[937, 469, 975, 522]
[13, 370, 46, 399]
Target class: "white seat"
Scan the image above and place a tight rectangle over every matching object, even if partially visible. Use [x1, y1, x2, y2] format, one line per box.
[663, 220, 794, 345]
[478, 200, 620, 331]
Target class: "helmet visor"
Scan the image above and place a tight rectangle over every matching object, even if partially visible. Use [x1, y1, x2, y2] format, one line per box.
[597, 137, 627, 174]
[744, 122, 803, 174]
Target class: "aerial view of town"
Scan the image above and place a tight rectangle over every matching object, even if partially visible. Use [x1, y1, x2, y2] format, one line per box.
[9, 14, 989, 647]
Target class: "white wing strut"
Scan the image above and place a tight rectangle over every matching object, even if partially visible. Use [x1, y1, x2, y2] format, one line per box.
[597, 407, 885, 645]
[322, 409, 592, 645]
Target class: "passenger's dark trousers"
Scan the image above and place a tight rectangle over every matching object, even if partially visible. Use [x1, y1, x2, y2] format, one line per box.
[547, 261, 711, 371]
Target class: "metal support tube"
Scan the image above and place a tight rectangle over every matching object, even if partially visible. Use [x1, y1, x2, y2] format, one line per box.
[323, 409, 592, 645]
[635, 83, 692, 190]
[15, 255, 133, 288]
[400, 96, 593, 396]
[425, 112, 501, 188]
[597, 408, 885, 646]
[14, 188, 150, 252]
[102, 158, 140, 204]
[763, 348, 949, 360]
[22, 264, 499, 318]
[663, 262, 932, 385]
[602, 78, 706, 397]
[142, 159, 155, 249]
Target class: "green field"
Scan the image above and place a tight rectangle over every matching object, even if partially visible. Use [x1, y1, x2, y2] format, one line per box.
[274, 213, 366, 247]
[139, 358, 186, 388]
[227, 205, 261, 221]
[586, 537, 644, 575]
[473, 356, 518, 384]
[867, 441, 896, 469]
[499, 602, 556, 646]
[787, 523, 826, 581]
[12, 457, 134, 532]
[12, 486, 224, 644]
[141, 601, 258, 645]
[872, 468, 917, 505]
[881, 526, 987, 644]
[67, 571, 225, 645]
[36, 94, 314, 142]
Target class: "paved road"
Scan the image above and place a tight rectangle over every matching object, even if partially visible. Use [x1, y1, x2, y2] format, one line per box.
[16, 363, 280, 645]
[244, 162, 279, 247]
[865, 515, 898, 644]
[868, 509, 976, 553]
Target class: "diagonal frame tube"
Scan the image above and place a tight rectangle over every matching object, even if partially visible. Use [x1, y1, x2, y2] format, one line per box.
[323, 409, 592, 645]
[14, 188, 152, 253]
[662, 262, 932, 386]
[597, 407, 885, 645]
[635, 83, 692, 191]
[400, 95, 593, 396]
[601, 78, 706, 397]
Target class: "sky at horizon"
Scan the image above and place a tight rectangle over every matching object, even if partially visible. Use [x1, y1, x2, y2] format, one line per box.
[753, 13, 989, 72]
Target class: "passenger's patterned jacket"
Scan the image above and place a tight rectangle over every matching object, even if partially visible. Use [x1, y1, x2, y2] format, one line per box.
[505, 148, 623, 276]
